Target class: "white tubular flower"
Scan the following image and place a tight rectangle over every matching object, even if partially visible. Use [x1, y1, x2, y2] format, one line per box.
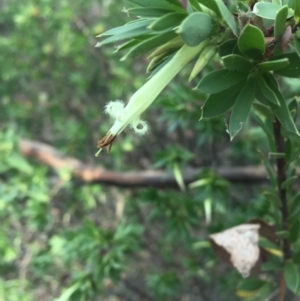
[96, 41, 208, 155]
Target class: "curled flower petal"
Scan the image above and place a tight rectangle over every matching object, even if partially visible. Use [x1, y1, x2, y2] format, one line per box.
[130, 119, 148, 135]
[104, 100, 125, 118]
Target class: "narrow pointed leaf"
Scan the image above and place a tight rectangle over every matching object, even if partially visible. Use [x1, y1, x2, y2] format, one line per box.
[121, 31, 177, 59]
[295, 0, 300, 24]
[126, 0, 186, 13]
[99, 19, 153, 37]
[218, 38, 242, 57]
[256, 75, 280, 105]
[252, 102, 275, 121]
[197, 0, 221, 17]
[115, 38, 146, 53]
[97, 20, 153, 46]
[189, 42, 216, 81]
[229, 76, 256, 139]
[197, 68, 247, 93]
[271, 53, 300, 77]
[201, 81, 245, 118]
[255, 84, 269, 106]
[149, 12, 186, 31]
[215, 0, 238, 36]
[284, 260, 300, 294]
[222, 54, 253, 72]
[294, 34, 300, 59]
[264, 73, 300, 135]
[236, 278, 266, 298]
[127, 7, 174, 17]
[251, 111, 276, 151]
[173, 163, 186, 191]
[148, 36, 182, 59]
[258, 58, 290, 71]
[189, 0, 202, 11]
[257, 150, 277, 187]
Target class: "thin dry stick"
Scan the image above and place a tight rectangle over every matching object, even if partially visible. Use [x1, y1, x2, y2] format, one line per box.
[19, 139, 284, 188]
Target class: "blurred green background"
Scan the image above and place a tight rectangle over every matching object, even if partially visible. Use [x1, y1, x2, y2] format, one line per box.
[0, 0, 275, 300]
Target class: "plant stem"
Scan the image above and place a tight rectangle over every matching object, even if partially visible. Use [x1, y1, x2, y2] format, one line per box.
[273, 118, 291, 260]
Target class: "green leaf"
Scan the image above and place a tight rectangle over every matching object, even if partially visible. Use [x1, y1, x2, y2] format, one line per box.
[188, 0, 202, 11]
[197, 0, 221, 17]
[236, 278, 266, 298]
[237, 278, 266, 291]
[284, 260, 300, 294]
[251, 110, 276, 150]
[253, 102, 275, 121]
[148, 36, 182, 58]
[253, 2, 294, 19]
[263, 189, 281, 207]
[238, 24, 265, 61]
[257, 283, 274, 299]
[173, 163, 186, 191]
[271, 52, 300, 78]
[127, 7, 174, 17]
[201, 81, 245, 118]
[215, 0, 238, 36]
[256, 74, 280, 105]
[295, 34, 300, 59]
[274, 5, 289, 39]
[99, 19, 153, 37]
[258, 58, 290, 71]
[237, 2, 249, 12]
[121, 31, 177, 60]
[197, 68, 247, 94]
[6, 154, 33, 174]
[189, 43, 217, 81]
[53, 282, 81, 301]
[177, 12, 218, 46]
[222, 54, 253, 72]
[97, 20, 153, 47]
[218, 38, 241, 57]
[257, 149, 277, 187]
[281, 175, 298, 190]
[259, 237, 282, 257]
[148, 52, 176, 75]
[264, 73, 300, 135]
[229, 76, 256, 139]
[114, 39, 142, 53]
[262, 256, 282, 271]
[126, 0, 186, 13]
[167, 0, 185, 6]
[255, 84, 269, 106]
[295, 0, 300, 24]
[289, 97, 299, 121]
[290, 191, 300, 220]
[149, 12, 186, 31]
[290, 218, 300, 243]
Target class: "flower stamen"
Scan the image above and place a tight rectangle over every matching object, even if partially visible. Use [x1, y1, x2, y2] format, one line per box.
[96, 132, 117, 156]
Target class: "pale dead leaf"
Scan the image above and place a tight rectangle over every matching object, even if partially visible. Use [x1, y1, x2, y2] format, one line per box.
[210, 224, 260, 278]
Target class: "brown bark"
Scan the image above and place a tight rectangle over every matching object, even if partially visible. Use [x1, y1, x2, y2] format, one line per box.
[19, 139, 298, 189]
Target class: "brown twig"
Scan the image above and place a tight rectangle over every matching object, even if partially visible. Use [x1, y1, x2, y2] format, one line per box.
[18, 139, 300, 189]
